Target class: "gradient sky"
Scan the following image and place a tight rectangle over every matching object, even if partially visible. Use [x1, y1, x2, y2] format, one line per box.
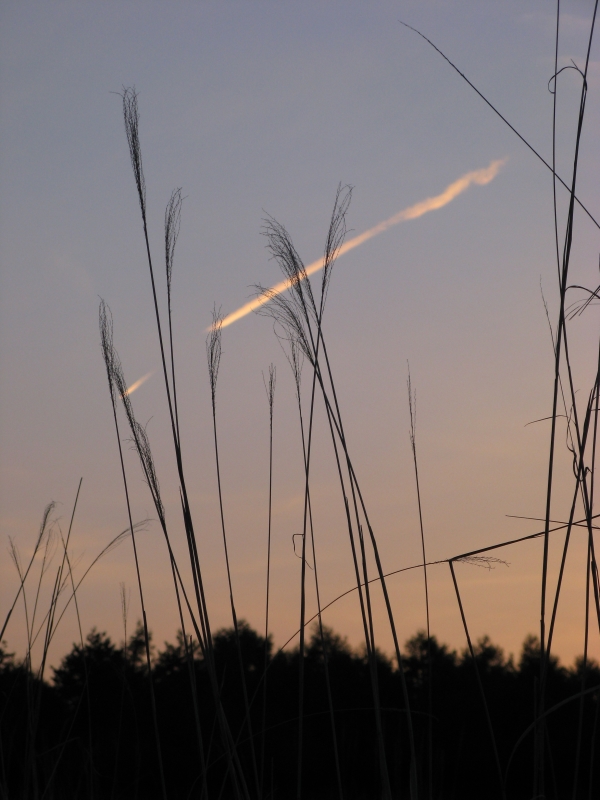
[1, 0, 599, 670]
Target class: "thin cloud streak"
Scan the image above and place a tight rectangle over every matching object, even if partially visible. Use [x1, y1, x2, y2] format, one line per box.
[123, 370, 155, 397]
[217, 159, 506, 330]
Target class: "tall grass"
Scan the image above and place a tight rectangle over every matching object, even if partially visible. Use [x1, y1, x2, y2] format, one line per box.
[402, 4, 600, 798]
[2, 5, 600, 798]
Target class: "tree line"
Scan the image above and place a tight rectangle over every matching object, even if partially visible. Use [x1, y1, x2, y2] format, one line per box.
[1, 622, 598, 799]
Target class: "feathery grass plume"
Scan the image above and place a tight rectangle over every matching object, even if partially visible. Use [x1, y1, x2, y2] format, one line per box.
[122, 87, 146, 219]
[287, 336, 304, 400]
[320, 184, 352, 315]
[256, 186, 352, 357]
[454, 555, 508, 570]
[165, 188, 183, 438]
[256, 284, 314, 367]
[120, 87, 179, 461]
[264, 363, 276, 427]
[165, 188, 182, 300]
[206, 305, 261, 799]
[260, 363, 276, 797]
[119, 95, 199, 653]
[262, 215, 318, 327]
[119, 89, 190, 606]
[207, 306, 223, 409]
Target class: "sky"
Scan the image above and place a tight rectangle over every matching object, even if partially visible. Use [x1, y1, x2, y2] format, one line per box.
[1, 0, 600, 670]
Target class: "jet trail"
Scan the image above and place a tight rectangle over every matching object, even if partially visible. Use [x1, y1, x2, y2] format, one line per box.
[123, 370, 155, 397]
[217, 158, 505, 330]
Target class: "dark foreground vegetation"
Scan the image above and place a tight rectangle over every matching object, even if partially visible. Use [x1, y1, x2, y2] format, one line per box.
[1, 622, 598, 799]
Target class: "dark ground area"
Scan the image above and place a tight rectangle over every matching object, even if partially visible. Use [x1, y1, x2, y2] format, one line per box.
[2, 622, 598, 799]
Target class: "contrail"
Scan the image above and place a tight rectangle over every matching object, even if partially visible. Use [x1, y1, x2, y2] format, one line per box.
[217, 159, 506, 330]
[123, 370, 155, 397]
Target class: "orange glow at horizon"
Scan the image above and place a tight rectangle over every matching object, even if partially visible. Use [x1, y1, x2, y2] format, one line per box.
[215, 159, 506, 330]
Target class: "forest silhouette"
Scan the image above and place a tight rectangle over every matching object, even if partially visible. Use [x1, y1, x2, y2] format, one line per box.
[1, 622, 598, 798]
